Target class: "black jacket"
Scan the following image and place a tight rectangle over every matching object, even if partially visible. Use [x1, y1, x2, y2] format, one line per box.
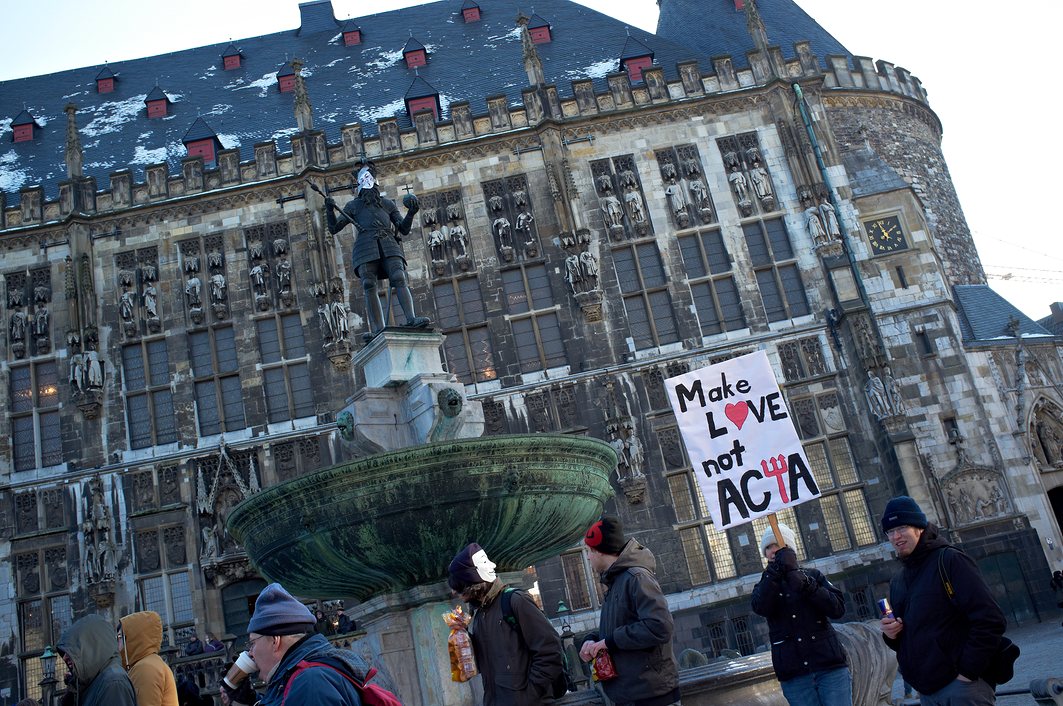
[750, 563, 847, 681]
[57, 614, 137, 706]
[583, 540, 680, 706]
[469, 580, 564, 706]
[883, 524, 1007, 695]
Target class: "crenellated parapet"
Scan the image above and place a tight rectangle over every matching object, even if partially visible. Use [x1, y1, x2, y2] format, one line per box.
[0, 42, 932, 234]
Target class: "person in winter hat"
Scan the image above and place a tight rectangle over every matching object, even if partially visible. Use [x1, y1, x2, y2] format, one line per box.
[579, 516, 681, 706]
[448, 542, 564, 705]
[117, 611, 179, 706]
[57, 614, 136, 706]
[224, 582, 380, 706]
[879, 496, 1012, 705]
[751, 524, 850, 705]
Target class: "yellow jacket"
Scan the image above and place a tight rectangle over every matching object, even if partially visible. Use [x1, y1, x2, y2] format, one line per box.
[119, 611, 179, 706]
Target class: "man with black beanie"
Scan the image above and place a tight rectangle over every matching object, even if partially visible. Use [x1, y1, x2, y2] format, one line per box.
[579, 516, 681, 706]
[879, 496, 1011, 705]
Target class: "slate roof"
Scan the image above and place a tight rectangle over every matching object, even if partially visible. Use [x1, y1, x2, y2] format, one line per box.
[953, 285, 1055, 344]
[841, 146, 909, 199]
[0, 0, 831, 202]
[656, 0, 849, 69]
[145, 86, 169, 103]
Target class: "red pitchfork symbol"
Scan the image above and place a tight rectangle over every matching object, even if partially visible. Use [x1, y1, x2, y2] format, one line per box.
[761, 454, 789, 503]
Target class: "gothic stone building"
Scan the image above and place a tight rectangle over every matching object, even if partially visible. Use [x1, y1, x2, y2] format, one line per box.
[2, 0, 1062, 700]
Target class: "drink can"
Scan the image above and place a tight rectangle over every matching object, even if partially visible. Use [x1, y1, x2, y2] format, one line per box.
[877, 598, 894, 618]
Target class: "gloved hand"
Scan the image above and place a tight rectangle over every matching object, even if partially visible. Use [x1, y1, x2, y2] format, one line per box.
[773, 546, 799, 573]
[402, 193, 420, 214]
[221, 677, 258, 706]
[786, 568, 815, 593]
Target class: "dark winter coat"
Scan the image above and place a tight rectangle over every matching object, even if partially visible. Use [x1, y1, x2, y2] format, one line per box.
[259, 633, 365, 706]
[750, 562, 847, 681]
[469, 580, 564, 706]
[326, 190, 411, 273]
[883, 523, 1007, 696]
[583, 540, 680, 706]
[57, 614, 137, 706]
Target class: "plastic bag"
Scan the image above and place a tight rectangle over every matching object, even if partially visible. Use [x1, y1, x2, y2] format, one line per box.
[592, 649, 618, 682]
[443, 606, 478, 682]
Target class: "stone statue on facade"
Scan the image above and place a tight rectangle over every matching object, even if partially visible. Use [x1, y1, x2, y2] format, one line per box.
[185, 276, 203, 308]
[579, 251, 599, 289]
[601, 195, 625, 231]
[210, 273, 227, 303]
[324, 163, 429, 340]
[665, 181, 690, 228]
[119, 290, 135, 322]
[564, 255, 583, 294]
[864, 370, 889, 419]
[819, 197, 841, 240]
[143, 284, 159, 320]
[882, 365, 905, 415]
[624, 190, 646, 225]
[805, 206, 828, 245]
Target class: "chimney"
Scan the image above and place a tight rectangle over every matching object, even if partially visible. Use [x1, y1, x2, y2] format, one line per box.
[297, 0, 339, 36]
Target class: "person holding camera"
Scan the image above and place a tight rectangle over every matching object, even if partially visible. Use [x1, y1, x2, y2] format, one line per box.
[751, 523, 849, 706]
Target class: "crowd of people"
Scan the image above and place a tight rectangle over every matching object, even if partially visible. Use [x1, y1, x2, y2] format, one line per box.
[47, 497, 1024, 706]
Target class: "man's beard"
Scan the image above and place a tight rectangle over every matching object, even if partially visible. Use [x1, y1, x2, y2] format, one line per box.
[359, 185, 383, 208]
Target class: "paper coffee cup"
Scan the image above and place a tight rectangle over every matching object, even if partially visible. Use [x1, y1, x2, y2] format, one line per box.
[223, 651, 258, 689]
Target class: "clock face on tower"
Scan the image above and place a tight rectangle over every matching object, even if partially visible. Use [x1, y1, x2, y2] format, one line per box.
[863, 215, 909, 254]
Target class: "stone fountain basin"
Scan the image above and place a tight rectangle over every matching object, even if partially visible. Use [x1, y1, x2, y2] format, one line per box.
[227, 434, 617, 601]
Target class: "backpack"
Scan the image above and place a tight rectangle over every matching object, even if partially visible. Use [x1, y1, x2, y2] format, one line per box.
[282, 659, 402, 706]
[500, 588, 578, 699]
[936, 548, 1020, 686]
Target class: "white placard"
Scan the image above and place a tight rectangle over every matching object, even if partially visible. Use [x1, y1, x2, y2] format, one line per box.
[665, 349, 820, 530]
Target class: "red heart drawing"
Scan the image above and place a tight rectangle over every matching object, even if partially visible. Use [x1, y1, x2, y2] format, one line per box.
[724, 402, 749, 430]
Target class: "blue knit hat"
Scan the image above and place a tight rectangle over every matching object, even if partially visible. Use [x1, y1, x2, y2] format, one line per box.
[881, 496, 928, 533]
[247, 583, 315, 636]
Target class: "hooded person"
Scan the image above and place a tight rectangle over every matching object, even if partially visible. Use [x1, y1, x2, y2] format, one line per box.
[448, 542, 564, 705]
[750, 523, 850, 706]
[223, 582, 380, 706]
[578, 516, 681, 706]
[57, 614, 137, 706]
[118, 611, 179, 706]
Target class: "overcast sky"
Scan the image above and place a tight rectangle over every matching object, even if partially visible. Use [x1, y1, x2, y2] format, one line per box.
[2, 0, 1059, 321]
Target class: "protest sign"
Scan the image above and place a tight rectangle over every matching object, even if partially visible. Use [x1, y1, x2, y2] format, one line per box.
[665, 349, 819, 530]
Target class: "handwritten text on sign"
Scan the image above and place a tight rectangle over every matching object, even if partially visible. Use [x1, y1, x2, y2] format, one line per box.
[665, 350, 820, 530]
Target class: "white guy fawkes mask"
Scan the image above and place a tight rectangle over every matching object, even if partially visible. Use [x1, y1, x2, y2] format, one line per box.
[471, 549, 497, 583]
[357, 167, 376, 191]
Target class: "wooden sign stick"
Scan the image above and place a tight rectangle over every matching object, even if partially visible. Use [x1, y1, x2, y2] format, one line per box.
[768, 512, 787, 549]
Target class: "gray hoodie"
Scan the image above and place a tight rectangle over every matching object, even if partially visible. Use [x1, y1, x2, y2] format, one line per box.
[57, 614, 136, 706]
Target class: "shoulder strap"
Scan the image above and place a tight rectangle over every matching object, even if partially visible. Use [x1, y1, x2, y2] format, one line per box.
[500, 588, 520, 629]
[281, 659, 378, 705]
[937, 547, 956, 604]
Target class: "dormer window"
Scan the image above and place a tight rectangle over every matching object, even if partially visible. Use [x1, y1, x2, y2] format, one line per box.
[222, 43, 243, 70]
[96, 66, 116, 94]
[278, 63, 296, 93]
[528, 15, 551, 43]
[461, 0, 481, 22]
[620, 36, 655, 83]
[183, 117, 222, 167]
[403, 37, 427, 68]
[11, 110, 39, 143]
[145, 86, 170, 119]
[342, 21, 362, 46]
[405, 76, 441, 120]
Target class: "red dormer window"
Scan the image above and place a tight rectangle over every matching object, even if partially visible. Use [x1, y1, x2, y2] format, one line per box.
[13, 124, 34, 143]
[405, 50, 427, 68]
[734, 0, 745, 8]
[407, 96, 438, 121]
[186, 138, 216, 164]
[279, 74, 296, 93]
[147, 100, 168, 119]
[343, 30, 362, 46]
[224, 54, 242, 70]
[97, 77, 115, 94]
[624, 56, 653, 82]
[530, 27, 551, 44]
[463, 7, 480, 22]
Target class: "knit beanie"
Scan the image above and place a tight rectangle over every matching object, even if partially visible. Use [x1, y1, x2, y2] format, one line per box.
[448, 542, 490, 593]
[584, 516, 626, 555]
[760, 523, 797, 556]
[881, 496, 929, 533]
[247, 583, 316, 636]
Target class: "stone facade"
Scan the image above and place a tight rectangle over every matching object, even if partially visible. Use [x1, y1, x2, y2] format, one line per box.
[2, 9, 1062, 704]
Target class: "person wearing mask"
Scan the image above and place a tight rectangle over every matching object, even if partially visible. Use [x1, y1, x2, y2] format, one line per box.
[57, 614, 136, 706]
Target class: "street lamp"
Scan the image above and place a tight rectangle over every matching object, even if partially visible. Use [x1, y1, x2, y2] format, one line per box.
[39, 645, 58, 706]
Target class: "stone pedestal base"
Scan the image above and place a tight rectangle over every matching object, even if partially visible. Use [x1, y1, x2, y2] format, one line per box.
[356, 329, 447, 388]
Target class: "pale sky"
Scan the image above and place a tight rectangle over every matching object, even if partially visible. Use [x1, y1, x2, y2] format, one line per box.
[2, 0, 1060, 321]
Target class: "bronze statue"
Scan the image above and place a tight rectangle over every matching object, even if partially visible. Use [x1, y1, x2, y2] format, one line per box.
[320, 164, 430, 341]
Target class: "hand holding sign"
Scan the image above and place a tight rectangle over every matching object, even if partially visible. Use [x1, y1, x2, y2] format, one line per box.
[666, 350, 820, 530]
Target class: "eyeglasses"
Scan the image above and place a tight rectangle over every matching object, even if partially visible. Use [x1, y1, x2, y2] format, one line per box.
[246, 634, 269, 653]
[885, 525, 915, 538]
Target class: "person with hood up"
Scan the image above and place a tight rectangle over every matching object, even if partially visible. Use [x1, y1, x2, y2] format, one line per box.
[57, 613, 136, 706]
[750, 523, 849, 705]
[879, 496, 1010, 705]
[118, 611, 179, 706]
[578, 516, 681, 706]
[221, 582, 375, 706]
[447, 542, 564, 705]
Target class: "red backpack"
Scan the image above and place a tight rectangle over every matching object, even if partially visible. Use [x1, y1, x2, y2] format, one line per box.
[281, 659, 402, 706]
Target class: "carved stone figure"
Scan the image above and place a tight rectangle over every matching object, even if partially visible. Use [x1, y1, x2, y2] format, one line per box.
[143, 284, 159, 319]
[601, 195, 625, 228]
[512, 190, 528, 208]
[208, 249, 224, 269]
[493, 217, 512, 247]
[331, 301, 350, 337]
[201, 525, 218, 560]
[70, 352, 86, 393]
[749, 165, 773, 204]
[564, 255, 582, 294]
[276, 258, 292, 293]
[184, 256, 200, 273]
[664, 183, 689, 227]
[488, 194, 505, 212]
[516, 210, 534, 232]
[210, 273, 227, 303]
[882, 366, 905, 415]
[819, 197, 841, 239]
[624, 190, 646, 224]
[83, 477, 116, 581]
[86, 350, 104, 389]
[805, 206, 828, 244]
[324, 163, 430, 339]
[450, 224, 469, 259]
[596, 174, 613, 194]
[864, 370, 889, 419]
[185, 277, 203, 307]
[249, 264, 267, 294]
[728, 167, 749, 201]
[429, 228, 447, 261]
[688, 180, 710, 211]
[119, 290, 135, 321]
[661, 162, 678, 182]
[683, 158, 701, 179]
[249, 241, 265, 260]
[34, 307, 50, 337]
[579, 250, 599, 289]
[10, 311, 27, 340]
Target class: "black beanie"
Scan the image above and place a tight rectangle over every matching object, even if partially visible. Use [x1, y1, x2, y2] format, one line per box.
[585, 516, 626, 555]
[881, 496, 928, 533]
[448, 542, 487, 593]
